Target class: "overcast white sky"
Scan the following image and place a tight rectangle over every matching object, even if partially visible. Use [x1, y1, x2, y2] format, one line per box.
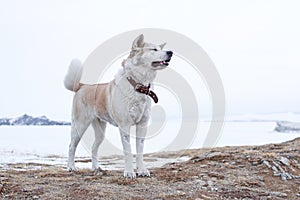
[0, 0, 299, 120]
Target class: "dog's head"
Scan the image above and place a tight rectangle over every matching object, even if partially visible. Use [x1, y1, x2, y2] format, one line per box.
[126, 34, 173, 70]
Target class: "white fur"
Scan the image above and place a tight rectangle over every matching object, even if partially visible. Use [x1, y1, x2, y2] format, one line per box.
[64, 59, 83, 92]
[64, 34, 172, 178]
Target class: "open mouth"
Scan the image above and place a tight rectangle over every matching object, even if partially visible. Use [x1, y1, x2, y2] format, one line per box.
[151, 59, 171, 67]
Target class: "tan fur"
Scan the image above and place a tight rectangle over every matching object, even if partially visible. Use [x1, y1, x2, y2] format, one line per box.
[95, 84, 109, 115]
[65, 34, 173, 178]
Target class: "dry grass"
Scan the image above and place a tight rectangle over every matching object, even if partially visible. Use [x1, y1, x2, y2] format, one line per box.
[1, 137, 300, 199]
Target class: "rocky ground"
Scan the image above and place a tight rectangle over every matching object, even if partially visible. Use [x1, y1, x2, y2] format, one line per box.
[1, 138, 300, 199]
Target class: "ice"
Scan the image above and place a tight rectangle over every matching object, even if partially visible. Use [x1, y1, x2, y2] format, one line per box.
[0, 113, 299, 171]
[223, 112, 300, 122]
[275, 121, 300, 132]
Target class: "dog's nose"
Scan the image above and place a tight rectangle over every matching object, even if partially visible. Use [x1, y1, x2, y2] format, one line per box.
[166, 51, 173, 56]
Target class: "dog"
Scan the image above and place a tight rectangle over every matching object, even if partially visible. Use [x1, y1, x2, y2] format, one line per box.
[64, 34, 173, 178]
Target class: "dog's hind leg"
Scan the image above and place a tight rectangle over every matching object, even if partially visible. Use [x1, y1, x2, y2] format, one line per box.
[67, 118, 91, 171]
[91, 118, 106, 172]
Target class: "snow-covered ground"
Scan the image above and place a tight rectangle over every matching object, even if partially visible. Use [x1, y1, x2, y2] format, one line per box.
[0, 114, 299, 170]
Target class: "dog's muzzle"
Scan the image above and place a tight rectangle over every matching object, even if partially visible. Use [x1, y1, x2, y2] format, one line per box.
[151, 51, 173, 67]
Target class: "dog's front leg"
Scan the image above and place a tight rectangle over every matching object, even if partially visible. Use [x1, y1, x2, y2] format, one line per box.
[119, 126, 135, 178]
[136, 124, 150, 176]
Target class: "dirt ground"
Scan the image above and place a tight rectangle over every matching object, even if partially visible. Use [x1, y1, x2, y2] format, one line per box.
[1, 138, 300, 200]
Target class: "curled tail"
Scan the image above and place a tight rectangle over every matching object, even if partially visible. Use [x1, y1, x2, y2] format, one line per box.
[64, 59, 83, 92]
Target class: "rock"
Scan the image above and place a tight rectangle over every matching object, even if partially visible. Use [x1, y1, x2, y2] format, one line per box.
[277, 165, 285, 173]
[258, 176, 264, 182]
[190, 156, 205, 163]
[270, 191, 288, 197]
[271, 166, 278, 172]
[252, 161, 259, 166]
[281, 173, 287, 181]
[286, 173, 293, 180]
[274, 172, 281, 177]
[279, 157, 290, 166]
[208, 172, 225, 179]
[195, 179, 207, 187]
[207, 186, 218, 192]
[272, 161, 280, 168]
[262, 160, 272, 168]
[0, 114, 71, 126]
[192, 176, 199, 179]
[207, 180, 214, 186]
[176, 190, 186, 195]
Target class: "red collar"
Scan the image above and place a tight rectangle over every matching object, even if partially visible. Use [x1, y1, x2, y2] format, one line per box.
[126, 77, 158, 103]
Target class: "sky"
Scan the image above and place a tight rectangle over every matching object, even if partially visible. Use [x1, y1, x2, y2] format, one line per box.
[0, 0, 300, 120]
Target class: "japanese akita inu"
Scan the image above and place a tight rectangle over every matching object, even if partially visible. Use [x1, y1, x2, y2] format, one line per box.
[64, 34, 173, 178]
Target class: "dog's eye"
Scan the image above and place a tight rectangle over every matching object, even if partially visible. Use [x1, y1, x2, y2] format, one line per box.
[151, 48, 158, 52]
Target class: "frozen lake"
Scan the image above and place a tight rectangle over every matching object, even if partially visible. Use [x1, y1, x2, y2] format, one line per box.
[0, 121, 299, 169]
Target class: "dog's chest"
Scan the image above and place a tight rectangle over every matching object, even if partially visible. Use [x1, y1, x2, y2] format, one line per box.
[128, 95, 148, 123]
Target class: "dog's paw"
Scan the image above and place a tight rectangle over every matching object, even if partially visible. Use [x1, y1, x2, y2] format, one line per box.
[137, 168, 150, 177]
[93, 167, 103, 176]
[123, 171, 136, 179]
[67, 166, 76, 172]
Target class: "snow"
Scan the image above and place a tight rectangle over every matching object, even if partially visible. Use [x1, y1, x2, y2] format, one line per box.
[0, 114, 299, 170]
[216, 122, 299, 146]
[223, 112, 300, 122]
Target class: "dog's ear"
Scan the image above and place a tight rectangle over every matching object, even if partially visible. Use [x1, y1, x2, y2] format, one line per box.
[160, 43, 167, 49]
[132, 34, 144, 49]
